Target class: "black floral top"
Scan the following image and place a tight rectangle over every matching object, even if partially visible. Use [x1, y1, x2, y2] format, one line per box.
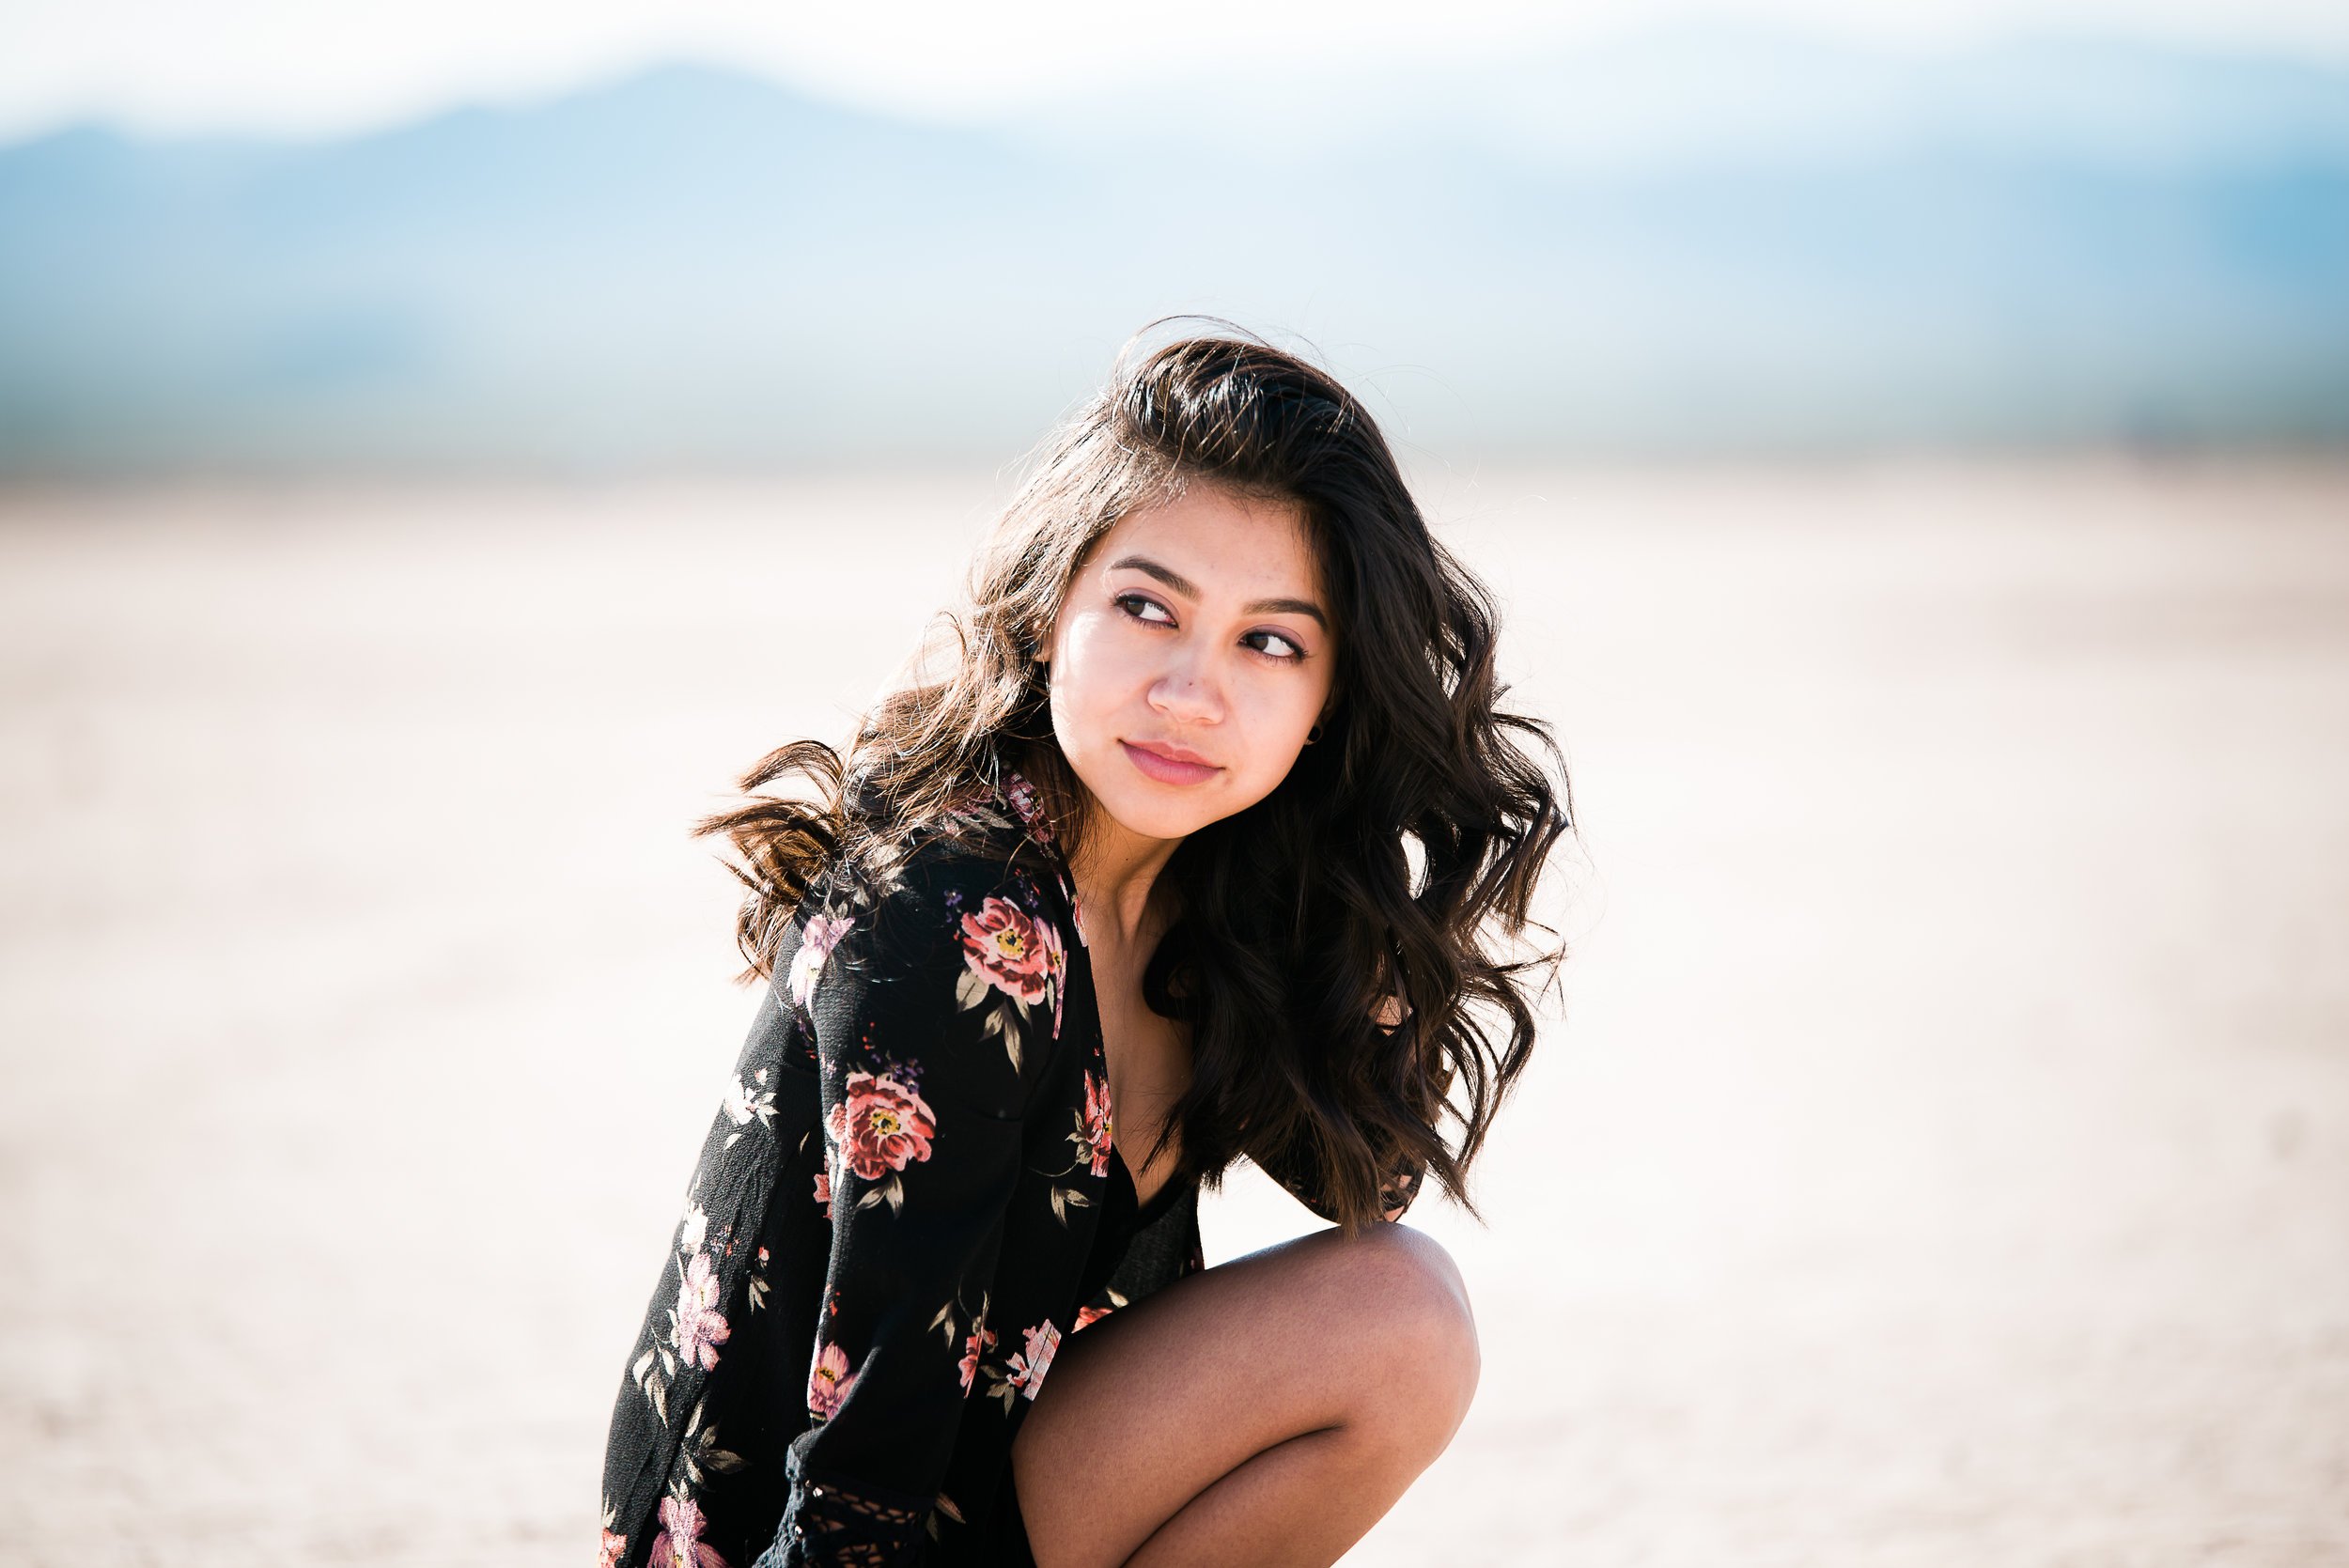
[599, 765, 1206, 1568]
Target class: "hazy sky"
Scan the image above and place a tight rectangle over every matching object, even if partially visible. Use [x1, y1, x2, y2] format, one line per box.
[5, 0, 2347, 142]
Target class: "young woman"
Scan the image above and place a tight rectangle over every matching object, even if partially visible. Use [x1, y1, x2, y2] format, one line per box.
[600, 328, 1574, 1568]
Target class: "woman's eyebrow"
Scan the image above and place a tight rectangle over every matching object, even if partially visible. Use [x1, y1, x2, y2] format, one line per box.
[1108, 554, 1328, 629]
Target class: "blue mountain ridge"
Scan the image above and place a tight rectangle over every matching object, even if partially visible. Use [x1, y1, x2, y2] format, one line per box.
[1, 38, 2343, 473]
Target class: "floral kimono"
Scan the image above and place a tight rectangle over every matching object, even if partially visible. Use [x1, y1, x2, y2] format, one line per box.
[600, 763, 1212, 1568]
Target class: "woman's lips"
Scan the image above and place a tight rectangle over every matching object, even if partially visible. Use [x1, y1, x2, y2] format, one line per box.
[1120, 739, 1221, 785]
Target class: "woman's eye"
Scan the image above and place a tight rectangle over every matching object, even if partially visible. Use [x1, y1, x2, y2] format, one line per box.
[1115, 593, 1174, 625]
[1248, 629, 1306, 661]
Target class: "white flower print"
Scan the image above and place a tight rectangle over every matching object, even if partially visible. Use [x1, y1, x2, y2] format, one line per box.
[1006, 1318, 1062, 1402]
[723, 1069, 776, 1126]
[669, 1251, 731, 1373]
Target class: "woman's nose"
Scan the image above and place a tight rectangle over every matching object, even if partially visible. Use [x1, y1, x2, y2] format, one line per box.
[1148, 645, 1223, 721]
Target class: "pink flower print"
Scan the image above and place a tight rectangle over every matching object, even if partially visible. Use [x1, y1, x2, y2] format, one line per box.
[959, 896, 1051, 1006]
[1003, 770, 1050, 838]
[746, 1246, 771, 1312]
[813, 1169, 832, 1219]
[599, 1526, 627, 1568]
[671, 1251, 731, 1373]
[1074, 1303, 1115, 1333]
[786, 913, 854, 1011]
[808, 1340, 857, 1420]
[1005, 1319, 1062, 1401]
[1034, 913, 1067, 1035]
[1080, 1071, 1112, 1178]
[650, 1490, 728, 1568]
[958, 1325, 998, 1394]
[826, 1070, 938, 1182]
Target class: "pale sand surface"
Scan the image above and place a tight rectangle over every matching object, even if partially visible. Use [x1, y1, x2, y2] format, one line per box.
[2, 460, 2344, 1566]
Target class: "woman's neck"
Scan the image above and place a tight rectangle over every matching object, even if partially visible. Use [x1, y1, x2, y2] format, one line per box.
[1012, 743, 1181, 950]
[1069, 826, 1180, 953]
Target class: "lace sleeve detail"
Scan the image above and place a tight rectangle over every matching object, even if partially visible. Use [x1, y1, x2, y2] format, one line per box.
[752, 1456, 934, 1567]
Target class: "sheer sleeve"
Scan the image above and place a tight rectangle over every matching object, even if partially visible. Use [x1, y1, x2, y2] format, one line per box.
[754, 844, 1066, 1567]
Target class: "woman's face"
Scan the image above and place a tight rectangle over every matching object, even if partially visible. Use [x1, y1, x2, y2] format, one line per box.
[1043, 483, 1336, 848]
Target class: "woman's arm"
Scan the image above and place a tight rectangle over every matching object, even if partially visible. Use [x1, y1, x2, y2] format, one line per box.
[762, 844, 1065, 1565]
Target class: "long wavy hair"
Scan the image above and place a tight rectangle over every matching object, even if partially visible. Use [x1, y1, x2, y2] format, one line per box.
[697, 320, 1576, 1234]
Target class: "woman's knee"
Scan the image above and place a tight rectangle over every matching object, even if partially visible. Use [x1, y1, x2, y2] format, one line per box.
[1306, 1223, 1481, 1432]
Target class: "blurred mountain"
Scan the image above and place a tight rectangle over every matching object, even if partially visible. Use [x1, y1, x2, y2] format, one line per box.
[1, 33, 2344, 474]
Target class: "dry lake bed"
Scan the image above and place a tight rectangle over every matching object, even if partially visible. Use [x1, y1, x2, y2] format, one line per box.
[2, 458, 2344, 1566]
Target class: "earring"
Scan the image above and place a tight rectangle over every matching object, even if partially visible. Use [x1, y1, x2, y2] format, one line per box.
[1306, 722, 1324, 745]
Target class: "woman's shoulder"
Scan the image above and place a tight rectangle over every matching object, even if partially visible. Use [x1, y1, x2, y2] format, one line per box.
[815, 772, 1072, 942]
[786, 808, 1079, 1118]
[828, 807, 1066, 938]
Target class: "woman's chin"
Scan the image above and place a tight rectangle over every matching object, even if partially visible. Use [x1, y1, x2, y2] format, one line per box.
[1093, 785, 1229, 844]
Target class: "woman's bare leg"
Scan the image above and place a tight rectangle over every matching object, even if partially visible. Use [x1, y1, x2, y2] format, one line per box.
[1009, 1221, 1480, 1568]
